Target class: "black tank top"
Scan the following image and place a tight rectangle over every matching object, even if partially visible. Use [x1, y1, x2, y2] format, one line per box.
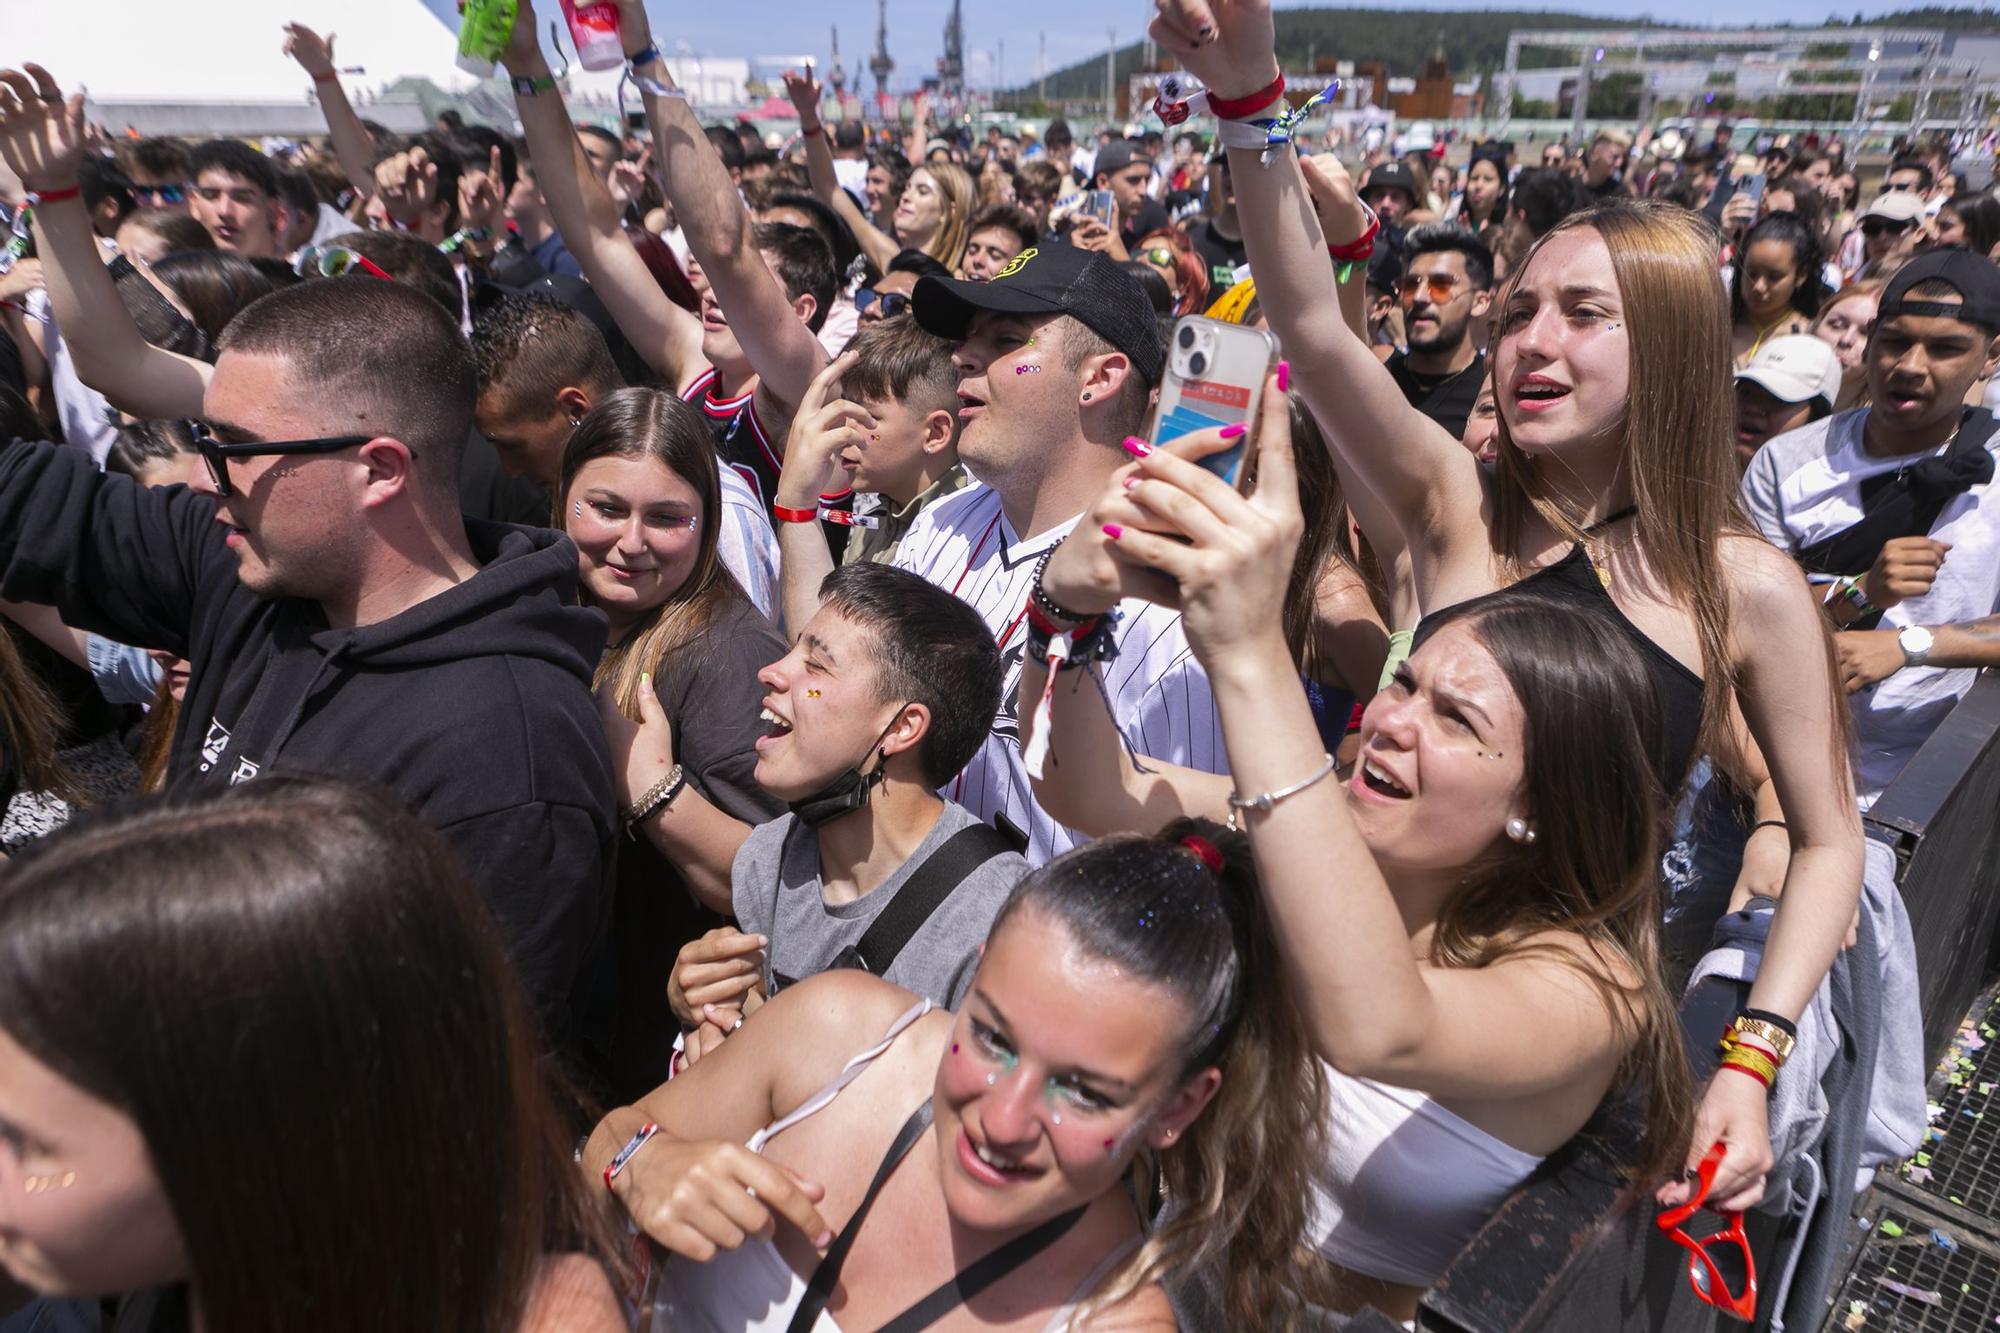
[1412, 545, 1705, 794]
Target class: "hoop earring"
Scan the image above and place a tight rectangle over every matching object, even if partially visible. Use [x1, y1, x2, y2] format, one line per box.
[1505, 817, 1537, 845]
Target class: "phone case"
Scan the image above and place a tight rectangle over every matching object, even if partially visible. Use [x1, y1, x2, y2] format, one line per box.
[1150, 317, 1280, 487]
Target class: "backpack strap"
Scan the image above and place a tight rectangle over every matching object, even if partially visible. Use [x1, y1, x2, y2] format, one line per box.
[853, 820, 1014, 978]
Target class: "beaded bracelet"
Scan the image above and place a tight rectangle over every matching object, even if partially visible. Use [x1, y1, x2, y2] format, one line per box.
[1028, 539, 1098, 626]
[1024, 600, 1121, 672]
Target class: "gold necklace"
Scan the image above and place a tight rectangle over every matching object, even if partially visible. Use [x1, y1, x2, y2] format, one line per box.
[1581, 505, 1638, 588]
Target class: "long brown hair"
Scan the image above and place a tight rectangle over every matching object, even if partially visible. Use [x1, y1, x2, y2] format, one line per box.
[0, 778, 621, 1333]
[1417, 589, 1694, 1184]
[993, 820, 1337, 1328]
[0, 629, 81, 804]
[1491, 200, 1751, 781]
[556, 387, 741, 720]
[918, 163, 976, 273]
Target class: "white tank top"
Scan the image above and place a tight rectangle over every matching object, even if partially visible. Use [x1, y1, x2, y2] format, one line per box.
[635, 999, 1135, 1333]
[1306, 1063, 1544, 1288]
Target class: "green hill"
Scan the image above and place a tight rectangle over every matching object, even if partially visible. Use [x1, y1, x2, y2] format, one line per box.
[1022, 5, 2000, 102]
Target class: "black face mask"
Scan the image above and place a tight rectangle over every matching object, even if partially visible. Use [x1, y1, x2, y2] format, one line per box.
[786, 709, 907, 829]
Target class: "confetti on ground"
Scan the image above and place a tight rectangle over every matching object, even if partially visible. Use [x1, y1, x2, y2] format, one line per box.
[1875, 1278, 1942, 1304]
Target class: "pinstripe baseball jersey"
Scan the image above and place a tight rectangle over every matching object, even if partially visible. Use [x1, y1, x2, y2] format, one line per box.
[893, 483, 1225, 864]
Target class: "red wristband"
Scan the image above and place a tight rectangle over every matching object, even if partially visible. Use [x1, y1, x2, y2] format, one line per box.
[1716, 1060, 1771, 1091]
[27, 184, 81, 205]
[1027, 602, 1098, 639]
[1327, 212, 1381, 262]
[311, 70, 341, 84]
[1207, 74, 1286, 121]
[773, 503, 820, 524]
[801, 123, 823, 137]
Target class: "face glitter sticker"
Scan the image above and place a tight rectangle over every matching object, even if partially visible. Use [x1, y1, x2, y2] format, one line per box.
[1014, 364, 1042, 375]
[572, 501, 583, 517]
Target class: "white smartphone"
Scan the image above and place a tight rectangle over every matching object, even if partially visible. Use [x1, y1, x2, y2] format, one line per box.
[1149, 316, 1280, 489]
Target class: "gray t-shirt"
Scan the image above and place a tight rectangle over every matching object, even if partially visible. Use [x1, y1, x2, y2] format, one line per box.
[731, 801, 1028, 1008]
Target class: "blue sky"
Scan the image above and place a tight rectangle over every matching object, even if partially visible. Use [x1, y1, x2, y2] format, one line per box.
[9, 0, 1935, 102]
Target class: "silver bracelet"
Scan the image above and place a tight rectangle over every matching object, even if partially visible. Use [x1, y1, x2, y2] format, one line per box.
[1226, 752, 1336, 831]
[622, 762, 686, 833]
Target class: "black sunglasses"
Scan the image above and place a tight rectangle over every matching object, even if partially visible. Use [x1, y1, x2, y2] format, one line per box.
[856, 288, 912, 317]
[132, 183, 190, 206]
[188, 421, 379, 498]
[1861, 218, 1914, 237]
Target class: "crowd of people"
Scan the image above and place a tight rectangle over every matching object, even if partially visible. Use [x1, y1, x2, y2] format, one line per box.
[0, 0, 1987, 1325]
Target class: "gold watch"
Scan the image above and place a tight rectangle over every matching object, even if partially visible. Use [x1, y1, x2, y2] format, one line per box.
[1729, 1017, 1794, 1064]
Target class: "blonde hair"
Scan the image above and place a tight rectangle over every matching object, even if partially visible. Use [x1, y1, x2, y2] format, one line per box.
[917, 163, 976, 273]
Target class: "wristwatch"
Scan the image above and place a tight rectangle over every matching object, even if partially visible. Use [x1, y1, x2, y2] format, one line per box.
[1898, 624, 1936, 668]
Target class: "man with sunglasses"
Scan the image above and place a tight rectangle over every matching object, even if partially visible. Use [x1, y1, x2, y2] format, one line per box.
[121, 136, 192, 213]
[1382, 224, 1494, 441]
[1856, 191, 1924, 282]
[0, 65, 616, 1048]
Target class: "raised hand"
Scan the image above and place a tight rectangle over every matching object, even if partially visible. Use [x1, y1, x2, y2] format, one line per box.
[1299, 152, 1370, 247]
[457, 144, 506, 237]
[782, 66, 823, 124]
[281, 22, 338, 80]
[776, 351, 875, 510]
[0, 66, 88, 194]
[1148, 0, 1279, 101]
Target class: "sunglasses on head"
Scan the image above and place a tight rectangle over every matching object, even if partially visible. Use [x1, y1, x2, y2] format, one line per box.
[856, 288, 912, 317]
[134, 183, 190, 206]
[292, 245, 395, 281]
[1399, 273, 1464, 305]
[1138, 246, 1176, 268]
[1655, 1141, 1757, 1322]
[187, 420, 382, 499]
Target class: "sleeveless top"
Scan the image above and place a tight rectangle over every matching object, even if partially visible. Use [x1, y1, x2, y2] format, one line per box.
[1307, 1064, 1544, 1288]
[637, 998, 1137, 1332]
[1412, 544, 1704, 794]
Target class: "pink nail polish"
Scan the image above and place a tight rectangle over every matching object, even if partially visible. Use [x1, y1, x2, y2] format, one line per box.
[1123, 474, 1141, 490]
[1218, 422, 1246, 440]
[1122, 436, 1152, 458]
[1103, 523, 1124, 540]
[1276, 360, 1291, 393]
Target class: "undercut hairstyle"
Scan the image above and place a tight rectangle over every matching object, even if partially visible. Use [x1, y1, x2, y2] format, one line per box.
[107, 419, 197, 482]
[78, 157, 134, 222]
[815, 562, 1003, 786]
[1509, 167, 1593, 241]
[272, 167, 321, 230]
[124, 136, 191, 182]
[704, 125, 746, 173]
[1402, 222, 1495, 291]
[189, 139, 279, 199]
[322, 229, 462, 321]
[118, 207, 214, 255]
[1731, 211, 1826, 324]
[754, 221, 838, 334]
[1889, 155, 1935, 192]
[968, 202, 1039, 253]
[218, 277, 476, 490]
[839, 317, 958, 415]
[0, 778, 620, 1333]
[447, 126, 519, 195]
[1060, 316, 1154, 433]
[471, 293, 624, 412]
[994, 819, 1334, 1325]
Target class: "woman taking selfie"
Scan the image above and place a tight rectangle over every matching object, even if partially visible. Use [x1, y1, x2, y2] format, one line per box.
[0, 779, 622, 1332]
[1147, 0, 1859, 1217]
[584, 819, 1331, 1329]
[556, 388, 787, 1102]
[1021, 373, 1693, 1322]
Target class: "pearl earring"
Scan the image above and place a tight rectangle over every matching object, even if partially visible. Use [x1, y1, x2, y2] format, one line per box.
[986, 1072, 997, 1087]
[1505, 817, 1537, 845]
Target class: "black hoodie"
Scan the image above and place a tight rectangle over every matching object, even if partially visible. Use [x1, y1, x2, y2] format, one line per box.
[0, 438, 615, 1042]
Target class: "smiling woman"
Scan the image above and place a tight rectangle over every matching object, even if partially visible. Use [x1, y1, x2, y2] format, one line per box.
[555, 387, 790, 1103]
[585, 818, 1333, 1330]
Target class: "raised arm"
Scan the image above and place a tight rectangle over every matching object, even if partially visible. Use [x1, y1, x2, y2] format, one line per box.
[282, 24, 375, 200]
[784, 68, 899, 275]
[774, 354, 868, 634]
[0, 67, 210, 420]
[1152, 0, 1486, 580]
[499, 6, 705, 393]
[611, 0, 828, 411]
[1096, 369, 1631, 1102]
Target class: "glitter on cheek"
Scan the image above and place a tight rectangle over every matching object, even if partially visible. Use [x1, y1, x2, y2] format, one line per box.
[1014, 364, 1042, 376]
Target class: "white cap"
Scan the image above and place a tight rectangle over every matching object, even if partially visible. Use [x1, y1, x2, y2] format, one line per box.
[1736, 335, 1843, 411]
[1863, 190, 1926, 223]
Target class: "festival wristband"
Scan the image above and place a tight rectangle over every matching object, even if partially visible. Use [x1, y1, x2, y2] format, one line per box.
[25, 185, 80, 206]
[626, 42, 663, 67]
[801, 123, 823, 137]
[513, 73, 557, 96]
[1206, 73, 1286, 120]
[602, 1121, 661, 1190]
[1327, 206, 1381, 261]
[772, 503, 820, 524]
[311, 70, 341, 84]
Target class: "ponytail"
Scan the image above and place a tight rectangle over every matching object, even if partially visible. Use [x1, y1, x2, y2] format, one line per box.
[999, 818, 1335, 1327]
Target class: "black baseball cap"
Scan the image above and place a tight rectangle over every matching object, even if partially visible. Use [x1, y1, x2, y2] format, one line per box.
[1092, 138, 1152, 180]
[1880, 248, 2000, 333]
[913, 244, 1166, 385]
[1360, 161, 1419, 205]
